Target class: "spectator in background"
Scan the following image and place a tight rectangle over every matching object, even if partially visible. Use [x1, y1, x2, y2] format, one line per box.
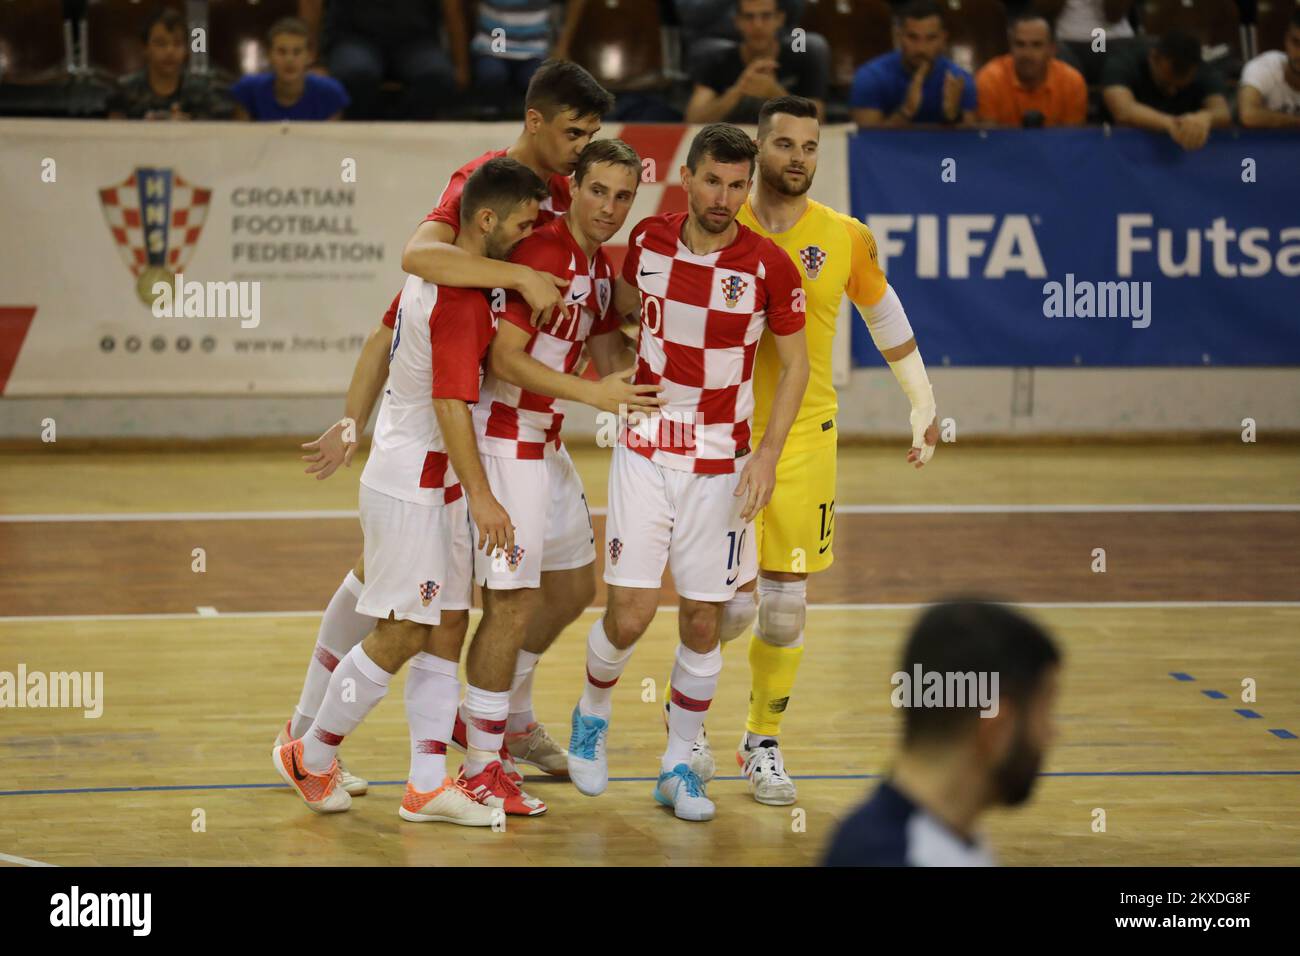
[685, 0, 828, 123]
[676, 0, 805, 60]
[230, 18, 349, 121]
[976, 12, 1086, 127]
[823, 601, 1062, 867]
[300, 0, 460, 119]
[1238, 10, 1300, 128]
[1036, 0, 1138, 86]
[1103, 29, 1231, 151]
[851, 0, 976, 128]
[456, 0, 589, 104]
[107, 8, 232, 120]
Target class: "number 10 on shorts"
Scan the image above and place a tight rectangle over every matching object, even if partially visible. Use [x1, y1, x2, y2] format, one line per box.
[725, 529, 748, 586]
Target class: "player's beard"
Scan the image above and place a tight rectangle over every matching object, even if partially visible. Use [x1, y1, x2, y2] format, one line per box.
[689, 194, 736, 234]
[485, 225, 517, 261]
[760, 157, 814, 197]
[991, 718, 1044, 807]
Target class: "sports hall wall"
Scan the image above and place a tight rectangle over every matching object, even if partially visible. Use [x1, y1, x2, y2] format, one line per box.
[1, 120, 1296, 438]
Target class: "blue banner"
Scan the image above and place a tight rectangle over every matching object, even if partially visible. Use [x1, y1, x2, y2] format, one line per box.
[848, 129, 1300, 367]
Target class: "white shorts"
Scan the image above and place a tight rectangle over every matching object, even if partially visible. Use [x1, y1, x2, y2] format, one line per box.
[356, 483, 472, 625]
[473, 445, 596, 590]
[603, 445, 757, 602]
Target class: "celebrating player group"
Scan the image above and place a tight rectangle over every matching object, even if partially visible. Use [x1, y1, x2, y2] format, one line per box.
[274, 59, 939, 827]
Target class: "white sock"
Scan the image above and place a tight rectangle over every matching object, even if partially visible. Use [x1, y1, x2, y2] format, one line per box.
[507, 650, 541, 733]
[302, 644, 391, 772]
[663, 645, 721, 773]
[579, 616, 632, 720]
[291, 572, 374, 739]
[405, 652, 459, 791]
[463, 684, 510, 775]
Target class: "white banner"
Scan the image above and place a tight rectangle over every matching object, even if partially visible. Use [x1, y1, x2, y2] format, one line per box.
[0, 119, 851, 396]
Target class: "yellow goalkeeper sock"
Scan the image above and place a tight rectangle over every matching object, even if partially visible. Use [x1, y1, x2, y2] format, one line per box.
[746, 635, 804, 738]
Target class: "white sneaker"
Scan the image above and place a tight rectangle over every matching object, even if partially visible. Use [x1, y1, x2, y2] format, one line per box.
[737, 736, 797, 806]
[567, 704, 609, 796]
[276, 719, 367, 796]
[662, 703, 715, 783]
[507, 721, 570, 776]
[399, 777, 501, 827]
[654, 763, 715, 821]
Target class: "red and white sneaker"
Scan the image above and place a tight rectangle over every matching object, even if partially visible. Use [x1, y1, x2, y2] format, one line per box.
[451, 711, 524, 785]
[399, 777, 501, 827]
[275, 718, 367, 795]
[458, 760, 547, 816]
[272, 738, 351, 813]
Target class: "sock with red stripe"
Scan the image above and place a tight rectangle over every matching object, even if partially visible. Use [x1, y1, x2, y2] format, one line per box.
[506, 649, 541, 733]
[291, 571, 374, 739]
[463, 684, 510, 776]
[302, 644, 392, 773]
[405, 652, 459, 791]
[579, 616, 632, 720]
[662, 644, 722, 773]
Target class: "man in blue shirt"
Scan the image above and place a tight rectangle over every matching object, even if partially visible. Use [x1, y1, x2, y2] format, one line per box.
[231, 18, 350, 121]
[850, 0, 976, 127]
[823, 601, 1062, 866]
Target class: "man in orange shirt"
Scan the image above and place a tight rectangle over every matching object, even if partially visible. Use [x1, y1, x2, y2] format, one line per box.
[976, 12, 1087, 127]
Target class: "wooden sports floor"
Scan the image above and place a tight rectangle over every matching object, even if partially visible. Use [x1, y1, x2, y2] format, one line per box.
[1, 441, 1298, 867]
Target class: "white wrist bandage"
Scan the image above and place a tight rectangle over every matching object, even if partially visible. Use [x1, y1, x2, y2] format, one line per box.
[887, 348, 936, 462]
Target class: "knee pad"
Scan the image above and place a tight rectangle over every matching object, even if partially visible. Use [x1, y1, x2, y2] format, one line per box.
[719, 591, 757, 644]
[755, 580, 806, 647]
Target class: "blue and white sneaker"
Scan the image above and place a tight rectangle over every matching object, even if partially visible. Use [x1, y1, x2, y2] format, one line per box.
[567, 703, 609, 796]
[654, 763, 715, 821]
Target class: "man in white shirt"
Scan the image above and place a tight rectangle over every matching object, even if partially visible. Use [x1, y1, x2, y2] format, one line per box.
[1239, 11, 1300, 128]
[1037, 0, 1137, 85]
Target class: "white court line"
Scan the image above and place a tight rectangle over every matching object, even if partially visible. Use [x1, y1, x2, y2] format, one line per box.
[3, 601, 1300, 624]
[0, 851, 57, 867]
[2, 503, 1299, 523]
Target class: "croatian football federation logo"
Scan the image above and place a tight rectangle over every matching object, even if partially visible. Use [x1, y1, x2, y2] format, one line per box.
[608, 538, 623, 565]
[799, 245, 827, 280]
[506, 545, 526, 572]
[720, 274, 748, 308]
[419, 580, 441, 606]
[99, 168, 212, 305]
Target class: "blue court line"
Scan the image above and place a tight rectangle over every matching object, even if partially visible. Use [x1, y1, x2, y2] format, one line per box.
[1172, 673, 1295, 741]
[1236, 709, 1263, 719]
[1169, 672, 1195, 681]
[4, 769, 1300, 798]
[1202, 690, 1227, 699]
[1270, 730, 1298, 740]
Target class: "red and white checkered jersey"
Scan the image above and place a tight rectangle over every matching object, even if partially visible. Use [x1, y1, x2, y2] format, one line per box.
[361, 274, 496, 506]
[475, 217, 622, 459]
[422, 148, 572, 237]
[620, 212, 805, 474]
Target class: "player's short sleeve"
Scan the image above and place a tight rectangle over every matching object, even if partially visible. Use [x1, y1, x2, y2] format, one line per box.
[759, 239, 805, 336]
[621, 219, 650, 285]
[423, 167, 469, 235]
[499, 233, 569, 333]
[380, 290, 401, 329]
[841, 214, 889, 310]
[429, 295, 489, 403]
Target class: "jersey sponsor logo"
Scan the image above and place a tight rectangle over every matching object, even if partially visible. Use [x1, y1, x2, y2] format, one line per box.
[98, 167, 213, 305]
[720, 274, 748, 308]
[419, 580, 441, 606]
[608, 537, 623, 565]
[798, 244, 827, 279]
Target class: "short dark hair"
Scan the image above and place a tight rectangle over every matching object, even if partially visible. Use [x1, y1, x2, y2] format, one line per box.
[142, 7, 185, 43]
[525, 59, 615, 121]
[459, 157, 549, 229]
[574, 138, 642, 186]
[1154, 28, 1202, 74]
[898, 601, 1061, 748]
[686, 123, 758, 176]
[1008, 11, 1054, 40]
[897, 0, 944, 28]
[267, 16, 310, 46]
[1290, 8, 1300, 30]
[757, 95, 819, 139]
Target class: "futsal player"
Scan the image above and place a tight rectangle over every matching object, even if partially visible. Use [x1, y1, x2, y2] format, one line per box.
[566, 124, 811, 822]
[273, 158, 547, 822]
[676, 96, 942, 805]
[823, 601, 1061, 865]
[282, 60, 616, 787]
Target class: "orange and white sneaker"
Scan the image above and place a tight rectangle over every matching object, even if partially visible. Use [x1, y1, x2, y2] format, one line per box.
[458, 760, 546, 816]
[506, 722, 570, 777]
[451, 711, 524, 786]
[398, 777, 502, 827]
[272, 738, 351, 813]
[275, 719, 368, 796]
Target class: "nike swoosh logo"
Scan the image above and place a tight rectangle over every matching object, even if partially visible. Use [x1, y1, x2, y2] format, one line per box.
[726, 571, 739, 586]
[569, 290, 587, 301]
[290, 748, 308, 782]
[818, 542, 830, 554]
[639, 268, 662, 277]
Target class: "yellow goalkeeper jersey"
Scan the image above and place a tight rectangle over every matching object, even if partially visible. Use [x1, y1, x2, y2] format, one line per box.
[740, 197, 889, 445]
